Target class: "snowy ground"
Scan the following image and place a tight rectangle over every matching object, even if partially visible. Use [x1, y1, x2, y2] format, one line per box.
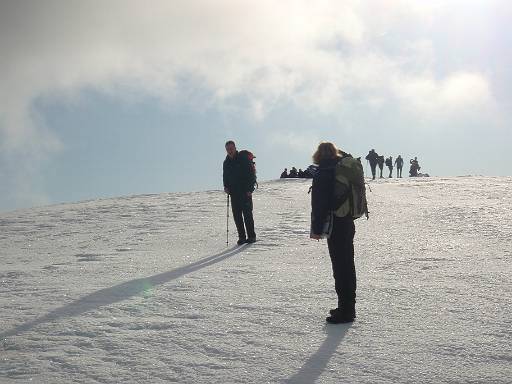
[1, 176, 511, 383]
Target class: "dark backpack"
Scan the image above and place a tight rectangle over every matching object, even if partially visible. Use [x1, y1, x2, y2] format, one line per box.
[333, 156, 369, 219]
[239, 150, 258, 189]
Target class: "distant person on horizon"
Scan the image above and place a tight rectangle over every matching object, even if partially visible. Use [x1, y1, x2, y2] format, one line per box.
[409, 157, 420, 177]
[365, 149, 379, 180]
[223, 140, 257, 245]
[298, 169, 305, 178]
[289, 167, 298, 178]
[377, 155, 385, 178]
[310, 142, 358, 324]
[385, 156, 393, 178]
[280, 168, 288, 178]
[304, 165, 317, 178]
[395, 155, 404, 178]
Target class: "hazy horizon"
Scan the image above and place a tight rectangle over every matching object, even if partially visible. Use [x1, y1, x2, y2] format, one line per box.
[1, 1, 511, 212]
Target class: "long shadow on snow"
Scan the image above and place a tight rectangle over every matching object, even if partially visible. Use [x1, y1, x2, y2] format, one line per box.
[0, 244, 248, 339]
[283, 324, 350, 384]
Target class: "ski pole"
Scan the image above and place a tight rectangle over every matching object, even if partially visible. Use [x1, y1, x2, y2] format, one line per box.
[226, 194, 230, 247]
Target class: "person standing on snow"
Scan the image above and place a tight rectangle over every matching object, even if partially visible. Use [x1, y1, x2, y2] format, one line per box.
[310, 142, 357, 324]
[223, 140, 257, 245]
[377, 155, 385, 178]
[365, 149, 379, 180]
[385, 156, 393, 178]
[395, 155, 404, 178]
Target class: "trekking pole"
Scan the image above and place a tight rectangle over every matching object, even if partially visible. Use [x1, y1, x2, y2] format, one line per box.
[226, 194, 230, 247]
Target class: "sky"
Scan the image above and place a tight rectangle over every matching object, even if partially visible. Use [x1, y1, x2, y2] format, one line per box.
[1, 0, 511, 212]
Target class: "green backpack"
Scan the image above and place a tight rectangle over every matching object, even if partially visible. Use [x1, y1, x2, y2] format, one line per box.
[333, 155, 369, 219]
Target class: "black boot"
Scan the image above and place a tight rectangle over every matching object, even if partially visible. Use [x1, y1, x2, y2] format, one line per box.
[326, 307, 355, 324]
[237, 238, 247, 245]
[329, 306, 356, 318]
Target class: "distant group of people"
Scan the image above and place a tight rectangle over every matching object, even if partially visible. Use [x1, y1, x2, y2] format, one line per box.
[365, 149, 423, 179]
[280, 166, 315, 179]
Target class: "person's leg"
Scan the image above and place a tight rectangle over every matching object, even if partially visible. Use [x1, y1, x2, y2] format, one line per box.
[241, 194, 256, 240]
[230, 194, 247, 241]
[327, 216, 356, 317]
[371, 165, 376, 180]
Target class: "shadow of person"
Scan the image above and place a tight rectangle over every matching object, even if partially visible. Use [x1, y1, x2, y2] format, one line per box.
[1, 244, 248, 339]
[283, 323, 351, 383]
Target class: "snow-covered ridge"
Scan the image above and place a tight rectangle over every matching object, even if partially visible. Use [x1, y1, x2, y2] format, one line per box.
[1, 177, 511, 383]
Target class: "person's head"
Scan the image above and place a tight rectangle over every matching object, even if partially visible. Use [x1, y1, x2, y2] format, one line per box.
[225, 140, 236, 158]
[312, 142, 340, 165]
[371, 149, 375, 153]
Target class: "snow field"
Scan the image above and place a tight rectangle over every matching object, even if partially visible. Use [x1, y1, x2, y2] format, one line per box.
[1, 177, 511, 383]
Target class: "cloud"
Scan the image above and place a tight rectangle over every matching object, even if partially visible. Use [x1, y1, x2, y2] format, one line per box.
[0, 0, 501, 208]
[393, 71, 492, 117]
[268, 131, 321, 153]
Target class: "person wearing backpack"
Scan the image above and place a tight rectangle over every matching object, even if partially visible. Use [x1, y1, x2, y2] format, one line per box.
[365, 149, 379, 180]
[310, 142, 367, 324]
[223, 140, 257, 245]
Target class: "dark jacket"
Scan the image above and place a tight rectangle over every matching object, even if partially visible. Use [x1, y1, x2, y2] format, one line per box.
[311, 157, 338, 235]
[365, 151, 379, 166]
[223, 151, 256, 195]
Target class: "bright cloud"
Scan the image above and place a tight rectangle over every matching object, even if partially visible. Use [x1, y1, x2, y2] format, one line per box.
[0, 0, 506, 209]
[393, 71, 492, 117]
[0, 1, 494, 141]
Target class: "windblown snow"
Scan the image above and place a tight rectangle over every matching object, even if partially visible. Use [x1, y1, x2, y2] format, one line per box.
[1, 177, 511, 383]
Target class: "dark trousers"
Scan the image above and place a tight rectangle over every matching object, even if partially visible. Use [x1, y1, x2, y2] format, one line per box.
[397, 166, 402, 177]
[388, 166, 393, 178]
[370, 164, 377, 179]
[327, 216, 356, 309]
[230, 193, 256, 240]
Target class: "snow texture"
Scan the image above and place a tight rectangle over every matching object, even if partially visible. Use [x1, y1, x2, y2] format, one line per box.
[1, 176, 511, 383]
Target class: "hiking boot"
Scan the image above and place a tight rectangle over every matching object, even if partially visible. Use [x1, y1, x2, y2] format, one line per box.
[246, 237, 256, 244]
[329, 307, 356, 318]
[237, 238, 247, 245]
[326, 308, 355, 324]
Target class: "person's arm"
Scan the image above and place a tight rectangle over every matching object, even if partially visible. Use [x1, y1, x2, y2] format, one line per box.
[223, 161, 230, 193]
[242, 156, 256, 194]
[311, 168, 334, 235]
